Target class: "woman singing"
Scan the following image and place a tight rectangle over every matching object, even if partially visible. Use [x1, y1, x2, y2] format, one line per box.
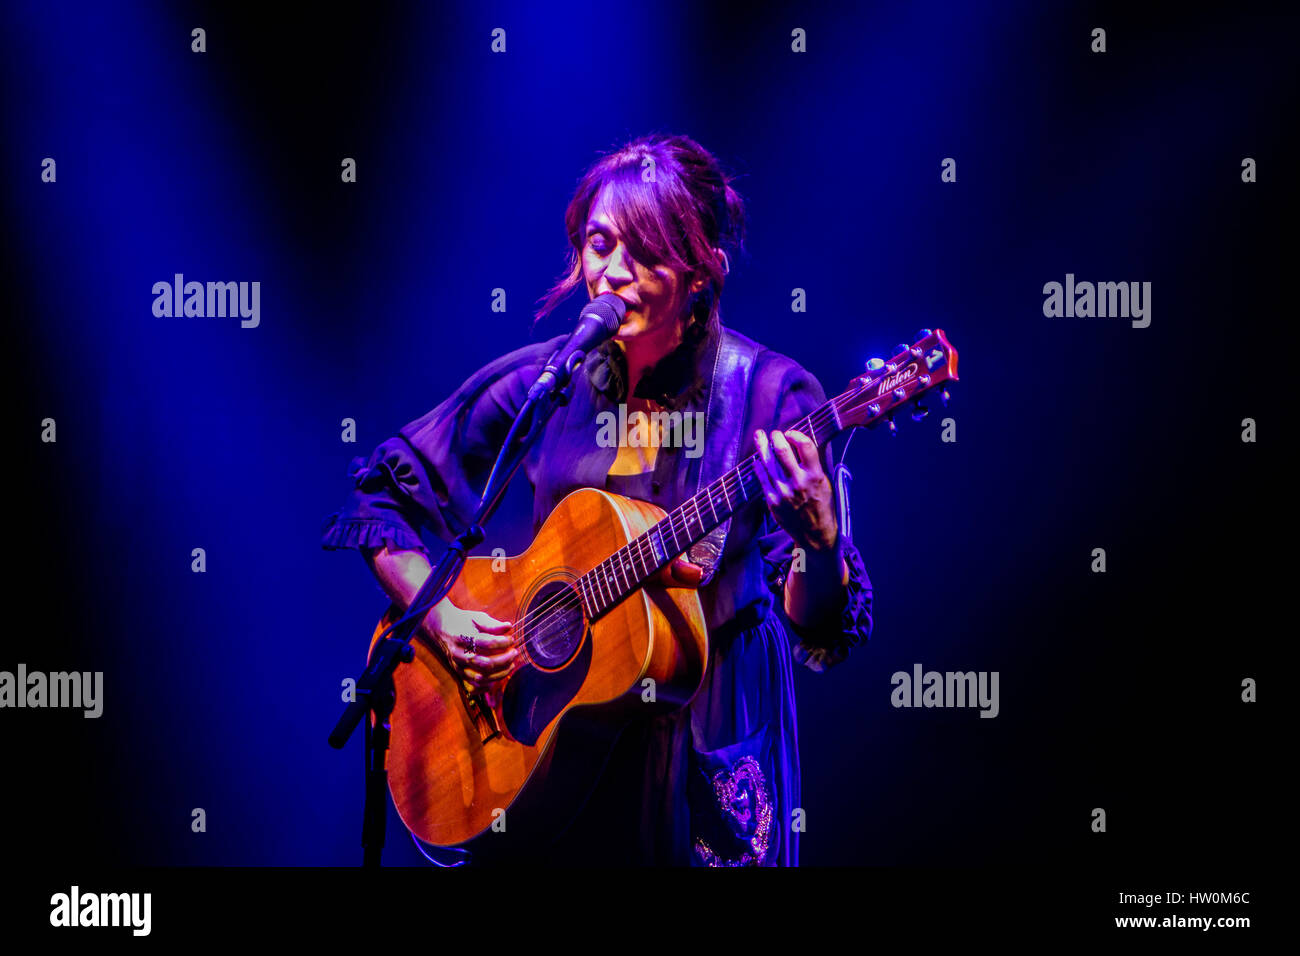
[322, 133, 873, 866]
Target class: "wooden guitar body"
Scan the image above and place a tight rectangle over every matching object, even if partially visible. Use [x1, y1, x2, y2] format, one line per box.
[370, 487, 709, 850]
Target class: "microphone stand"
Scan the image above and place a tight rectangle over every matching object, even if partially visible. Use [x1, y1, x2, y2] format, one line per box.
[328, 347, 587, 867]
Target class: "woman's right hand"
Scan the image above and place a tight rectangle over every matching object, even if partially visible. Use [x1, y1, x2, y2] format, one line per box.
[423, 596, 517, 694]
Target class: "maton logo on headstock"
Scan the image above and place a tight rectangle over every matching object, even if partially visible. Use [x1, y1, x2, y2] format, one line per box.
[875, 362, 919, 398]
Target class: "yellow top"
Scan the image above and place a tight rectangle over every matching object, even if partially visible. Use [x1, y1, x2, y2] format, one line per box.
[607, 397, 665, 476]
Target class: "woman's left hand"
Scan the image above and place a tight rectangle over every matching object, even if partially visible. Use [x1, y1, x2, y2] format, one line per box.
[753, 429, 839, 551]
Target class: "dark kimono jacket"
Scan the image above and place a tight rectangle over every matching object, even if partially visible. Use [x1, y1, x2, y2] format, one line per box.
[322, 319, 873, 866]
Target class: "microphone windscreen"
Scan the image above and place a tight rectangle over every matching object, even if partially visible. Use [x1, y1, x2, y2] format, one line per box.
[581, 293, 627, 332]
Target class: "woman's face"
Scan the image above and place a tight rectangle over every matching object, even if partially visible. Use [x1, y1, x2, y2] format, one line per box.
[582, 184, 703, 345]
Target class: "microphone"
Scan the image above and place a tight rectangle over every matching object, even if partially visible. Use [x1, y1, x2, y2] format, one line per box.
[527, 293, 627, 400]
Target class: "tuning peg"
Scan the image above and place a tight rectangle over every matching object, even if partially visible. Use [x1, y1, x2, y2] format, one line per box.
[896, 343, 910, 356]
[887, 415, 897, 436]
[917, 328, 933, 341]
[910, 402, 928, 422]
[940, 389, 950, 408]
[865, 357, 885, 372]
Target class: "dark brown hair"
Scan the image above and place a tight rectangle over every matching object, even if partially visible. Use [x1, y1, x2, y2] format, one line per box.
[534, 133, 746, 336]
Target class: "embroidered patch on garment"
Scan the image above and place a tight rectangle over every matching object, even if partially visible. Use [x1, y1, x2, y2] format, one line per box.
[691, 755, 775, 867]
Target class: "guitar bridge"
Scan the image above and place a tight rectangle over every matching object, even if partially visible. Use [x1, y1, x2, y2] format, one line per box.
[421, 621, 503, 744]
[460, 684, 501, 744]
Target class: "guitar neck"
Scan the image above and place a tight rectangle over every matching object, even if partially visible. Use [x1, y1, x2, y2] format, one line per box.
[575, 328, 957, 621]
[577, 401, 841, 621]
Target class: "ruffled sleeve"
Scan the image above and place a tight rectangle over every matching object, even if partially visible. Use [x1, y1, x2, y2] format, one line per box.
[759, 516, 874, 672]
[321, 336, 562, 556]
[750, 355, 874, 672]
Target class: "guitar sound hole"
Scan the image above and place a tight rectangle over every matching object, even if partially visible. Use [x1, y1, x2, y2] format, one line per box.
[523, 581, 585, 669]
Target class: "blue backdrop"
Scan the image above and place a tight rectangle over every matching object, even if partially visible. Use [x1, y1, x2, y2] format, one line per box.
[2, 0, 1287, 866]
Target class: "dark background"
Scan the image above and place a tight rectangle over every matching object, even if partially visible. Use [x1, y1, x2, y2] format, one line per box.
[1, 0, 1287, 869]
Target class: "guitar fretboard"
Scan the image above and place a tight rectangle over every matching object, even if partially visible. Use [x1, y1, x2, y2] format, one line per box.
[576, 396, 844, 620]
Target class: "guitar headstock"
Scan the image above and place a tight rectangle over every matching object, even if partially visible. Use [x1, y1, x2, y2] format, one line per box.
[837, 329, 958, 434]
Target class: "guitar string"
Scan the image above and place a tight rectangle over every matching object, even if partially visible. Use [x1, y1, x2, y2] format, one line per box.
[470, 354, 928, 659]
[495, 395, 853, 658]
[490, 445, 760, 643]
[499, 381, 885, 655]
[478, 456, 762, 660]
[502, 398, 841, 644]
[496, 374, 907, 657]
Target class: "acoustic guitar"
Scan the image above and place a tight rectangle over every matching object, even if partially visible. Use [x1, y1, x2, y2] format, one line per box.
[369, 329, 958, 850]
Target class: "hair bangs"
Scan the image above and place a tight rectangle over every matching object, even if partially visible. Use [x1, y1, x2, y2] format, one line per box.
[595, 168, 688, 272]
